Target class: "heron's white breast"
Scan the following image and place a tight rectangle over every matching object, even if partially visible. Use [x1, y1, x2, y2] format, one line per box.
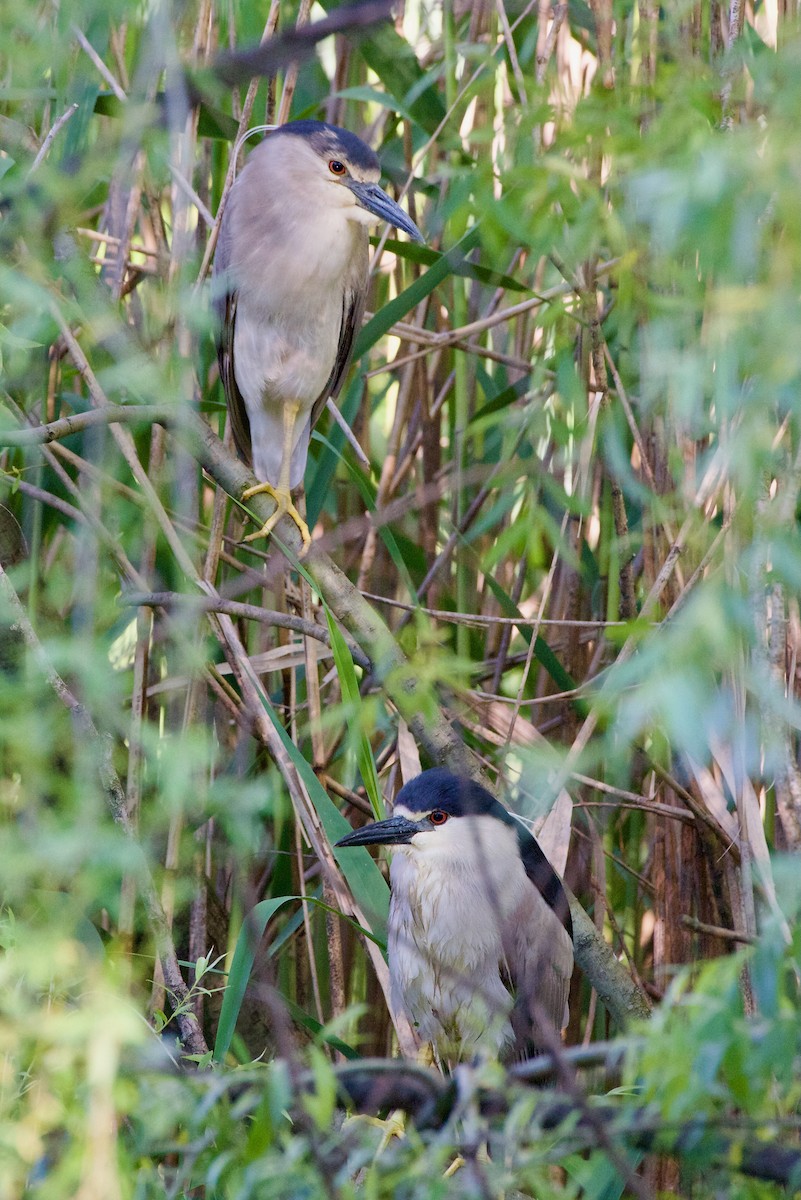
[387, 816, 528, 1057]
[229, 179, 365, 417]
[389, 817, 528, 966]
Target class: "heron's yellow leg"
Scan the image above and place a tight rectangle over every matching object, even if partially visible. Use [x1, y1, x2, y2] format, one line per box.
[241, 402, 311, 553]
[444, 1146, 490, 1179]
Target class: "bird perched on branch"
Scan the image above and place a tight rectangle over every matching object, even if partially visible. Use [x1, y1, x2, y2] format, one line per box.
[213, 120, 424, 553]
[336, 769, 574, 1066]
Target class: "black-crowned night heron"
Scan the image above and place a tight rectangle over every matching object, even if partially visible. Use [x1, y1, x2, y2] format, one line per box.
[213, 119, 424, 552]
[336, 769, 574, 1065]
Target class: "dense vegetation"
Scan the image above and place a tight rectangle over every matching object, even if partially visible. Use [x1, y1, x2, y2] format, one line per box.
[1, 0, 800, 1195]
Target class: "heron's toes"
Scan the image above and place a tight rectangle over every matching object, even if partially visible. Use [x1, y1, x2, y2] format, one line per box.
[240, 483, 311, 554]
[241, 480, 281, 504]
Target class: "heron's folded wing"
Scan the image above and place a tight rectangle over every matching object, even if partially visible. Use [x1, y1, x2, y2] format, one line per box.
[212, 224, 253, 467]
[503, 880, 574, 1061]
[309, 243, 368, 430]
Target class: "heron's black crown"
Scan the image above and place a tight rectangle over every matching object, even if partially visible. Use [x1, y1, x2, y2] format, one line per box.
[276, 120, 380, 174]
[396, 769, 509, 820]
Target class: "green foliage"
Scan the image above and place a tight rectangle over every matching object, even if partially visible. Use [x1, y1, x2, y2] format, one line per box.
[2, 0, 801, 1195]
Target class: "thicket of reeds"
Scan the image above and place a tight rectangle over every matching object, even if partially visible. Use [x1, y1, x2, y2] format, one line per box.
[1, 0, 800, 1195]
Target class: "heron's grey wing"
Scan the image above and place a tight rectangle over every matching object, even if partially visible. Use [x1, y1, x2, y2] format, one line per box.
[212, 221, 253, 467]
[501, 831, 574, 1060]
[309, 244, 368, 431]
[502, 883, 574, 1061]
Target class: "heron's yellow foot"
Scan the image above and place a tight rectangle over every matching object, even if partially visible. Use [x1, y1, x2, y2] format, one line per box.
[241, 482, 311, 555]
[359, 1110, 406, 1153]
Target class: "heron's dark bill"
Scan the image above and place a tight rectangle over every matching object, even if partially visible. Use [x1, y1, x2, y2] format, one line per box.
[335, 814, 423, 848]
[347, 181, 424, 244]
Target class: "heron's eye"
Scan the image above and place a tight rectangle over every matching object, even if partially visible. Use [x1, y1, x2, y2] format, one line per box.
[328, 160, 347, 176]
[429, 809, 449, 826]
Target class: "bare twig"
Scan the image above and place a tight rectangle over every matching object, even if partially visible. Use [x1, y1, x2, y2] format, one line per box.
[29, 103, 79, 173]
[120, 590, 370, 668]
[0, 405, 175, 446]
[681, 915, 754, 944]
[536, 2, 567, 84]
[72, 25, 128, 100]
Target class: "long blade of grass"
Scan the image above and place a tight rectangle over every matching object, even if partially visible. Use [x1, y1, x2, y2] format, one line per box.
[214, 896, 295, 1062]
[214, 894, 384, 1062]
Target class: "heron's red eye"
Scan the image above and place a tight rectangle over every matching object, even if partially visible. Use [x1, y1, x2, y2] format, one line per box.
[328, 160, 346, 175]
[429, 809, 449, 826]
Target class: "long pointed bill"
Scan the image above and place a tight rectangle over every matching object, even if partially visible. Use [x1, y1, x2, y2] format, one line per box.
[335, 814, 424, 848]
[347, 181, 424, 243]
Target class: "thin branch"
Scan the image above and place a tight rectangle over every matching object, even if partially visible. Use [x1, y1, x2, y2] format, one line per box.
[0, 405, 175, 446]
[29, 103, 79, 173]
[72, 25, 128, 101]
[324, 397, 370, 467]
[10, 479, 87, 526]
[168, 164, 215, 227]
[536, 3, 567, 84]
[363, 595, 635, 628]
[121, 589, 370, 667]
[496, 0, 528, 105]
[681, 915, 755, 944]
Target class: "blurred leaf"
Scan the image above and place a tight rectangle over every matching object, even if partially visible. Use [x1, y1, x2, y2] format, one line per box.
[320, 5, 447, 134]
[324, 605, 384, 818]
[93, 90, 240, 140]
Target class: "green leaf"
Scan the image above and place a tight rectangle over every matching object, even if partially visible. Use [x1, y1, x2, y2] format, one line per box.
[350, 21, 447, 134]
[323, 605, 384, 819]
[347, 462, 417, 600]
[377, 237, 530, 293]
[307, 420, 418, 601]
[335, 84, 416, 124]
[92, 90, 240, 141]
[354, 225, 482, 358]
[214, 896, 294, 1063]
[563, 1148, 643, 1200]
[305, 373, 363, 527]
[214, 893, 383, 1062]
[470, 375, 532, 425]
[280, 996, 360, 1059]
